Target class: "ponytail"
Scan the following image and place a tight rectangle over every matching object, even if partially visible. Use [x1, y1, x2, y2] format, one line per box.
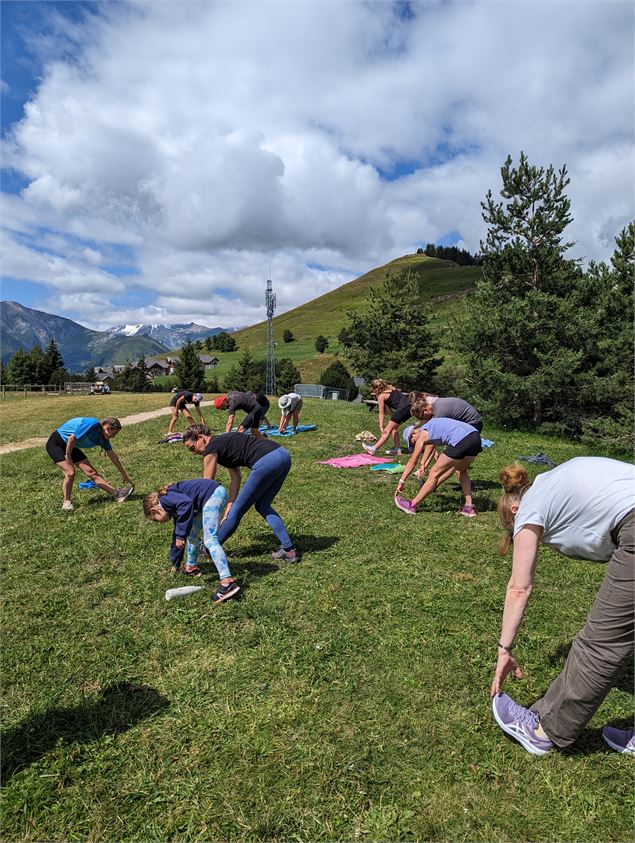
[143, 486, 172, 519]
[497, 463, 532, 555]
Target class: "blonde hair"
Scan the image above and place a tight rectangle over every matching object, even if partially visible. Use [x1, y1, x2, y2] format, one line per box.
[497, 463, 532, 555]
[143, 486, 172, 519]
[370, 378, 390, 395]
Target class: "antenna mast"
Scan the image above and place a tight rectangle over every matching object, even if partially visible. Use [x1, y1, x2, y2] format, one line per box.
[265, 278, 276, 395]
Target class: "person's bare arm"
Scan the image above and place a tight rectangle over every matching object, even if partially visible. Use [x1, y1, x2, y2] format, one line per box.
[106, 449, 132, 484]
[396, 432, 428, 492]
[491, 525, 542, 695]
[203, 452, 218, 480]
[225, 413, 235, 433]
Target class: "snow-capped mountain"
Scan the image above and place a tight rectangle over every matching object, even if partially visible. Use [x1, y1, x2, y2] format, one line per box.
[106, 322, 233, 350]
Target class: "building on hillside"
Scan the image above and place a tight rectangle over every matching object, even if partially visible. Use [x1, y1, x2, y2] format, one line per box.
[199, 355, 220, 369]
[146, 359, 170, 379]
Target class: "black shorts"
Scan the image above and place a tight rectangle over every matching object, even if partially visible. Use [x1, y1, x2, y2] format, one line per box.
[46, 430, 87, 464]
[170, 395, 193, 408]
[390, 403, 412, 426]
[241, 394, 270, 429]
[443, 431, 482, 460]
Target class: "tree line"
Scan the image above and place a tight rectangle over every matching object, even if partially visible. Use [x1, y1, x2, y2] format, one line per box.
[339, 152, 633, 453]
[416, 244, 483, 265]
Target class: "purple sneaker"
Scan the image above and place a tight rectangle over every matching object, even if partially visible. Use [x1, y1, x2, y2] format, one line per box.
[459, 504, 477, 518]
[492, 693, 553, 755]
[395, 495, 417, 515]
[602, 726, 635, 755]
[362, 443, 376, 455]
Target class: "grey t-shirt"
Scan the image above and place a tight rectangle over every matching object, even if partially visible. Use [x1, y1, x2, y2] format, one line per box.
[431, 397, 482, 428]
[513, 457, 635, 561]
[227, 391, 258, 414]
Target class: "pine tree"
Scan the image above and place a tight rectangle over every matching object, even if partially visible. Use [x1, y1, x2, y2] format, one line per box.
[319, 359, 358, 400]
[6, 349, 38, 384]
[340, 271, 441, 391]
[449, 153, 631, 441]
[173, 340, 206, 391]
[222, 349, 260, 392]
[41, 338, 65, 384]
[283, 329, 294, 343]
[315, 335, 329, 353]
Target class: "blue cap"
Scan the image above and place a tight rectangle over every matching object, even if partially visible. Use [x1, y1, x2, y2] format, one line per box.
[193, 392, 203, 403]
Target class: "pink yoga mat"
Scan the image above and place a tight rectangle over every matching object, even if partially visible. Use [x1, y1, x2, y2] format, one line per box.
[317, 454, 394, 468]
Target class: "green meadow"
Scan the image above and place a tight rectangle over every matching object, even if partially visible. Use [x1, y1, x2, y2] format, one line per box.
[1, 394, 632, 842]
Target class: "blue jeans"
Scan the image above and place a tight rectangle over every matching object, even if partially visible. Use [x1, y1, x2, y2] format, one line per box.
[186, 486, 232, 580]
[217, 447, 293, 550]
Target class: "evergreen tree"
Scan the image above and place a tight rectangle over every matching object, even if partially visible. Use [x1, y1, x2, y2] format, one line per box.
[449, 152, 630, 437]
[41, 338, 65, 384]
[173, 339, 206, 391]
[340, 272, 441, 392]
[319, 359, 358, 400]
[85, 365, 97, 383]
[315, 335, 329, 353]
[276, 358, 301, 394]
[204, 336, 213, 352]
[6, 348, 38, 384]
[222, 349, 260, 392]
[212, 331, 237, 352]
[283, 329, 295, 343]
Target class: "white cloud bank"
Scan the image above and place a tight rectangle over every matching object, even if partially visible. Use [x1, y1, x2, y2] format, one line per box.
[2, 0, 633, 329]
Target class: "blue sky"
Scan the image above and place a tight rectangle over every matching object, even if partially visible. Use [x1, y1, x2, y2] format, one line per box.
[1, 0, 633, 330]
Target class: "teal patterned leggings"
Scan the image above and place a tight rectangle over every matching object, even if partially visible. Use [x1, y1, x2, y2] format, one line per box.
[186, 486, 232, 580]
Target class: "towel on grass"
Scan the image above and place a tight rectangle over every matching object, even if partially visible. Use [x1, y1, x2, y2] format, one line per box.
[318, 454, 394, 468]
[480, 438, 495, 448]
[370, 463, 402, 473]
[159, 433, 184, 443]
[518, 452, 556, 467]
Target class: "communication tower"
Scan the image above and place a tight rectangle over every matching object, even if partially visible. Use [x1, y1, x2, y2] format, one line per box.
[265, 278, 276, 395]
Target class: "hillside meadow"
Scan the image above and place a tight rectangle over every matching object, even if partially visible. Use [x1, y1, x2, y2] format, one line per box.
[0, 393, 632, 842]
[162, 254, 478, 384]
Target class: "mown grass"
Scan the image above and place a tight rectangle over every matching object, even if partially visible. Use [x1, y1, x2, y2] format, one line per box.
[1, 396, 632, 842]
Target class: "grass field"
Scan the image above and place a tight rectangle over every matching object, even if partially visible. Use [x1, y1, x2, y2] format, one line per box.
[1, 394, 632, 842]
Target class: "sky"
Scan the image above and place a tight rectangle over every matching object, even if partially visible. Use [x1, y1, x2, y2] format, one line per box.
[1, 0, 633, 332]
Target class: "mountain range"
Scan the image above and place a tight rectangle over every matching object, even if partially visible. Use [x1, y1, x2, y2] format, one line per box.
[106, 321, 231, 350]
[0, 301, 229, 372]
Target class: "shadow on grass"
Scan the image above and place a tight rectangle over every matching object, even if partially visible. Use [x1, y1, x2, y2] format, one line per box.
[1, 681, 169, 782]
[235, 533, 339, 557]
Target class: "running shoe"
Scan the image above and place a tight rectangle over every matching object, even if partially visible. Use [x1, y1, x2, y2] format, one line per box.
[602, 726, 635, 755]
[362, 443, 376, 455]
[395, 495, 417, 515]
[492, 693, 553, 755]
[385, 448, 403, 456]
[271, 546, 300, 562]
[459, 504, 478, 518]
[62, 500, 74, 511]
[113, 484, 134, 503]
[212, 581, 241, 604]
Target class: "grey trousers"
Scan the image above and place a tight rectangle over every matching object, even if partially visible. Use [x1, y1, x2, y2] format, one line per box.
[532, 508, 634, 748]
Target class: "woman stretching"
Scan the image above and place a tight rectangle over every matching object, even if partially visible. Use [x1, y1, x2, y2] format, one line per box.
[362, 379, 412, 457]
[213, 392, 270, 438]
[410, 394, 483, 482]
[46, 416, 134, 511]
[182, 424, 298, 562]
[143, 479, 240, 604]
[394, 418, 482, 516]
[491, 458, 634, 756]
[278, 392, 303, 433]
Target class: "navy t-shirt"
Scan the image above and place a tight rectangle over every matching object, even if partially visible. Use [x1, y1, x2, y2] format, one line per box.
[204, 432, 279, 469]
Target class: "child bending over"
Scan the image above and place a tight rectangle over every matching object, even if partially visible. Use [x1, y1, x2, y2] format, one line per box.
[143, 479, 240, 604]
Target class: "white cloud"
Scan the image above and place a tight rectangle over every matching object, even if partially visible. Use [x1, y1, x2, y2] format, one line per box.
[2, 0, 633, 328]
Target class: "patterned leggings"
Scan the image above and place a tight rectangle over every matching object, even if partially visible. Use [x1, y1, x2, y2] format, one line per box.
[185, 486, 232, 580]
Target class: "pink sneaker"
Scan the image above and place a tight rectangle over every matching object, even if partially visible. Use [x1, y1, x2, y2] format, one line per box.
[395, 495, 417, 515]
[459, 504, 477, 517]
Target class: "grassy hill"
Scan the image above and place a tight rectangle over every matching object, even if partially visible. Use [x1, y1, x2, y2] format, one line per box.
[204, 254, 480, 385]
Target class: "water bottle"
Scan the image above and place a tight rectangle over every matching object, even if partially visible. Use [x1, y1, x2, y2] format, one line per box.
[164, 586, 203, 601]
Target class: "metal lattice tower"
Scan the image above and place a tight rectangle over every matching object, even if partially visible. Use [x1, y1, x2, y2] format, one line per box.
[265, 278, 276, 395]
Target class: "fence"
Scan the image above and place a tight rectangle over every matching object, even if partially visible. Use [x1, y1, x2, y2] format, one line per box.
[0, 382, 93, 397]
[294, 384, 349, 401]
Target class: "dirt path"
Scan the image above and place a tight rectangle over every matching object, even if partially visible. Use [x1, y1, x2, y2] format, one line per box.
[0, 402, 214, 455]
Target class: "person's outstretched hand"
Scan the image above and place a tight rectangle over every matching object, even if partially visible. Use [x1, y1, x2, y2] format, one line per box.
[491, 650, 523, 696]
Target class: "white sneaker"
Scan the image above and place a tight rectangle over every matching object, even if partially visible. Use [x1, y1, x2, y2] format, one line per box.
[362, 443, 376, 455]
[62, 500, 74, 511]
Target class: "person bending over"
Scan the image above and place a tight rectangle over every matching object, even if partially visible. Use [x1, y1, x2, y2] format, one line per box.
[45, 416, 134, 511]
[362, 379, 412, 457]
[167, 390, 205, 434]
[143, 478, 240, 604]
[213, 391, 270, 439]
[394, 418, 482, 516]
[182, 424, 298, 562]
[278, 392, 303, 433]
[491, 457, 634, 756]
